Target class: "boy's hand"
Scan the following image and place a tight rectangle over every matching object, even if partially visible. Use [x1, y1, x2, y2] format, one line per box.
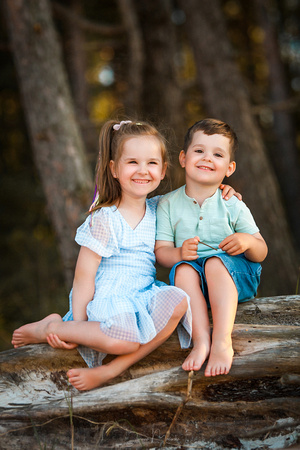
[219, 233, 251, 255]
[220, 184, 242, 201]
[181, 237, 200, 260]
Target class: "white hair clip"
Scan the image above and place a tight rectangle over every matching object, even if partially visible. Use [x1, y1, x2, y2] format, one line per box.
[113, 120, 132, 130]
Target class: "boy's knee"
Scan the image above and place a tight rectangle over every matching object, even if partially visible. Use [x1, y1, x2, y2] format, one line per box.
[174, 263, 193, 284]
[204, 257, 225, 277]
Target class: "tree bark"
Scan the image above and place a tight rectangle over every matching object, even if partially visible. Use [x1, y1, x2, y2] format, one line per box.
[3, 0, 93, 287]
[178, 0, 299, 295]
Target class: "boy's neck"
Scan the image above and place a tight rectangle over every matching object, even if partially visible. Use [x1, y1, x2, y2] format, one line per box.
[184, 181, 220, 206]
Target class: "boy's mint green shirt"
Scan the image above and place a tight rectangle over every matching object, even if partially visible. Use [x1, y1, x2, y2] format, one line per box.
[156, 186, 259, 258]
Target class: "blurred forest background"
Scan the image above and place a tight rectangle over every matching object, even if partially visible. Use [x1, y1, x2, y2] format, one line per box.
[0, 0, 299, 352]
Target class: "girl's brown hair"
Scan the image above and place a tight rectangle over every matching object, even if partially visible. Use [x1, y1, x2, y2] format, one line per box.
[91, 120, 168, 211]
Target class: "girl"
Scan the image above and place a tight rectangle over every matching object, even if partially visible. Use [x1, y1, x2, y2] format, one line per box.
[12, 120, 192, 391]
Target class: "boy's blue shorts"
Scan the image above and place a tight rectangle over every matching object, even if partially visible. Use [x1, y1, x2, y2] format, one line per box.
[169, 253, 262, 306]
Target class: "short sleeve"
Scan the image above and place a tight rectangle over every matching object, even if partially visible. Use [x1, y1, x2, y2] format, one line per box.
[75, 208, 120, 257]
[234, 202, 260, 235]
[156, 196, 174, 242]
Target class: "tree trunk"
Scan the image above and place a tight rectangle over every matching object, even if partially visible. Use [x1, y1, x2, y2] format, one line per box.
[178, 0, 299, 296]
[117, 0, 144, 116]
[134, 0, 185, 162]
[0, 296, 299, 448]
[254, 0, 300, 250]
[53, 0, 99, 161]
[3, 0, 93, 287]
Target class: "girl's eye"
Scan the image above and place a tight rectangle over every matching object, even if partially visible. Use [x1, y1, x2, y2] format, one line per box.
[215, 153, 223, 158]
[128, 160, 137, 164]
[149, 161, 158, 165]
[195, 149, 203, 153]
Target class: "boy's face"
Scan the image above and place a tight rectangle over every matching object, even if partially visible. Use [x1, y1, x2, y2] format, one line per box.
[179, 131, 236, 187]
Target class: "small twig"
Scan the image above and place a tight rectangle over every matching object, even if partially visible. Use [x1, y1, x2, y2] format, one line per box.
[199, 241, 218, 251]
[163, 370, 194, 447]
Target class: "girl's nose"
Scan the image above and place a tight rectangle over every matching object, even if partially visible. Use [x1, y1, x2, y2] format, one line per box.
[138, 164, 148, 174]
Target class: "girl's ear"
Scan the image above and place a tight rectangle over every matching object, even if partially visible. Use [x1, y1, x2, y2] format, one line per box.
[179, 150, 186, 168]
[161, 162, 167, 180]
[226, 161, 236, 178]
[109, 160, 117, 178]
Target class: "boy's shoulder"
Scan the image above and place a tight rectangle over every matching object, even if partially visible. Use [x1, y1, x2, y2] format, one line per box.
[158, 185, 185, 205]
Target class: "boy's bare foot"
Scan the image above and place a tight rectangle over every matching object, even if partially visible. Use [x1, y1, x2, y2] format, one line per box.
[204, 338, 234, 377]
[67, 363, 115, 391]
[182, 335, 211, 371]
[11, 313, 62, 348]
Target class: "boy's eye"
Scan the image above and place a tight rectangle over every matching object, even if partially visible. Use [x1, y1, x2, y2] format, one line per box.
[149, 161, 158, 165]
[128, 160, 137, 164]
[195, 149, 203, 153]
[215, 153, 223, 158]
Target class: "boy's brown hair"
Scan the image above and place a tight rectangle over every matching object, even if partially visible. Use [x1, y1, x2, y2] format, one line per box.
[183, 118, 238, 160]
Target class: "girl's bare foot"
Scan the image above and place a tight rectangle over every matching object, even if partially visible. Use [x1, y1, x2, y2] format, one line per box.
[204, 337, 234, 377]
[11, 314, 62, 348]
[67, 363, 115, 391]
[182, 335, 211, 371]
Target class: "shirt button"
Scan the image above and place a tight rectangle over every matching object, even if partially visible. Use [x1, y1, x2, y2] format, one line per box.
[193, 200, 197, 204]
[200, 216, 203, 220]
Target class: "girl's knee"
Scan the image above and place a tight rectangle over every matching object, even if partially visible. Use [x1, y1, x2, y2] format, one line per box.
[172, 297, 188, 321]
[108, 340, 140, 355]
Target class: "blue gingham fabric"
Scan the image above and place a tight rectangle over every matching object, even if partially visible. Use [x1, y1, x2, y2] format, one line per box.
[63, 196, 192, 367]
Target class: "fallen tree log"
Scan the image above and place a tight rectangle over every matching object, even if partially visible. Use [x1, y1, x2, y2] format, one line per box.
[0, 295, 299, 449]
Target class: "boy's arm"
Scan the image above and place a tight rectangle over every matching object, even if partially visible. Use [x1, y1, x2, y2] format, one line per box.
[71, 246, 102, 320]
[219, 232, 268, 262]
[155, 237, 200, 268]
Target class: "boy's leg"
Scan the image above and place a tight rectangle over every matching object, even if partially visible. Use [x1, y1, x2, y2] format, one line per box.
[174, 264, 211, 371]
[67, 297, 188, 391]
[12, 315, 140, 355]
[204, 257, 238, 376]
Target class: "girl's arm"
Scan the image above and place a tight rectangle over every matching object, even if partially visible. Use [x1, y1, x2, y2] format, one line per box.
[219, 232, 268, 262]
[71, 246, 102, 321]
[220, 184, 242, 201]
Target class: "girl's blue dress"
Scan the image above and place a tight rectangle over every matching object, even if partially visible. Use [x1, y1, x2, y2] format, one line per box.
[63, 196, 192, 367]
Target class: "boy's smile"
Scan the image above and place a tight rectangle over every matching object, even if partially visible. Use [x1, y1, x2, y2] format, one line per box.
[179, 131, 236, 189]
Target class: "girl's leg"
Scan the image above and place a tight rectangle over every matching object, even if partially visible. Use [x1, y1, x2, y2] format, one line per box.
[67, 297, 188, 391]
[204, 257, 238, 377]
[174, 264, 211, 372]
[12, 315, 140, 355]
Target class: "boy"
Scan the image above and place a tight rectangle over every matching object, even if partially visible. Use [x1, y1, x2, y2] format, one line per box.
[155, 118, 268, 377]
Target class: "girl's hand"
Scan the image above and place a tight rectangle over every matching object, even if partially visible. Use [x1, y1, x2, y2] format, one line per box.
[47, 333, 78, 350]
[220, 184, 242, 201]
[181, 237, 200, 260]
[219, 233, 251, 255]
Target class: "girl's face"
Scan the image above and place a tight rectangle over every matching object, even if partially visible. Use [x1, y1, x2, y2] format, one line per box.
[110, 135, 167, 200]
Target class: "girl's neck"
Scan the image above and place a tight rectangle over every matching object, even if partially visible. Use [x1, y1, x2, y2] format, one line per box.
[116, 194, 147, 230]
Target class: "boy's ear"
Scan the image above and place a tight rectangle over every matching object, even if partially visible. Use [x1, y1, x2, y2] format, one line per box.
[226, 161, 236, 178]
[179, 150, 186, 168]
[110, 160, 117, 178]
